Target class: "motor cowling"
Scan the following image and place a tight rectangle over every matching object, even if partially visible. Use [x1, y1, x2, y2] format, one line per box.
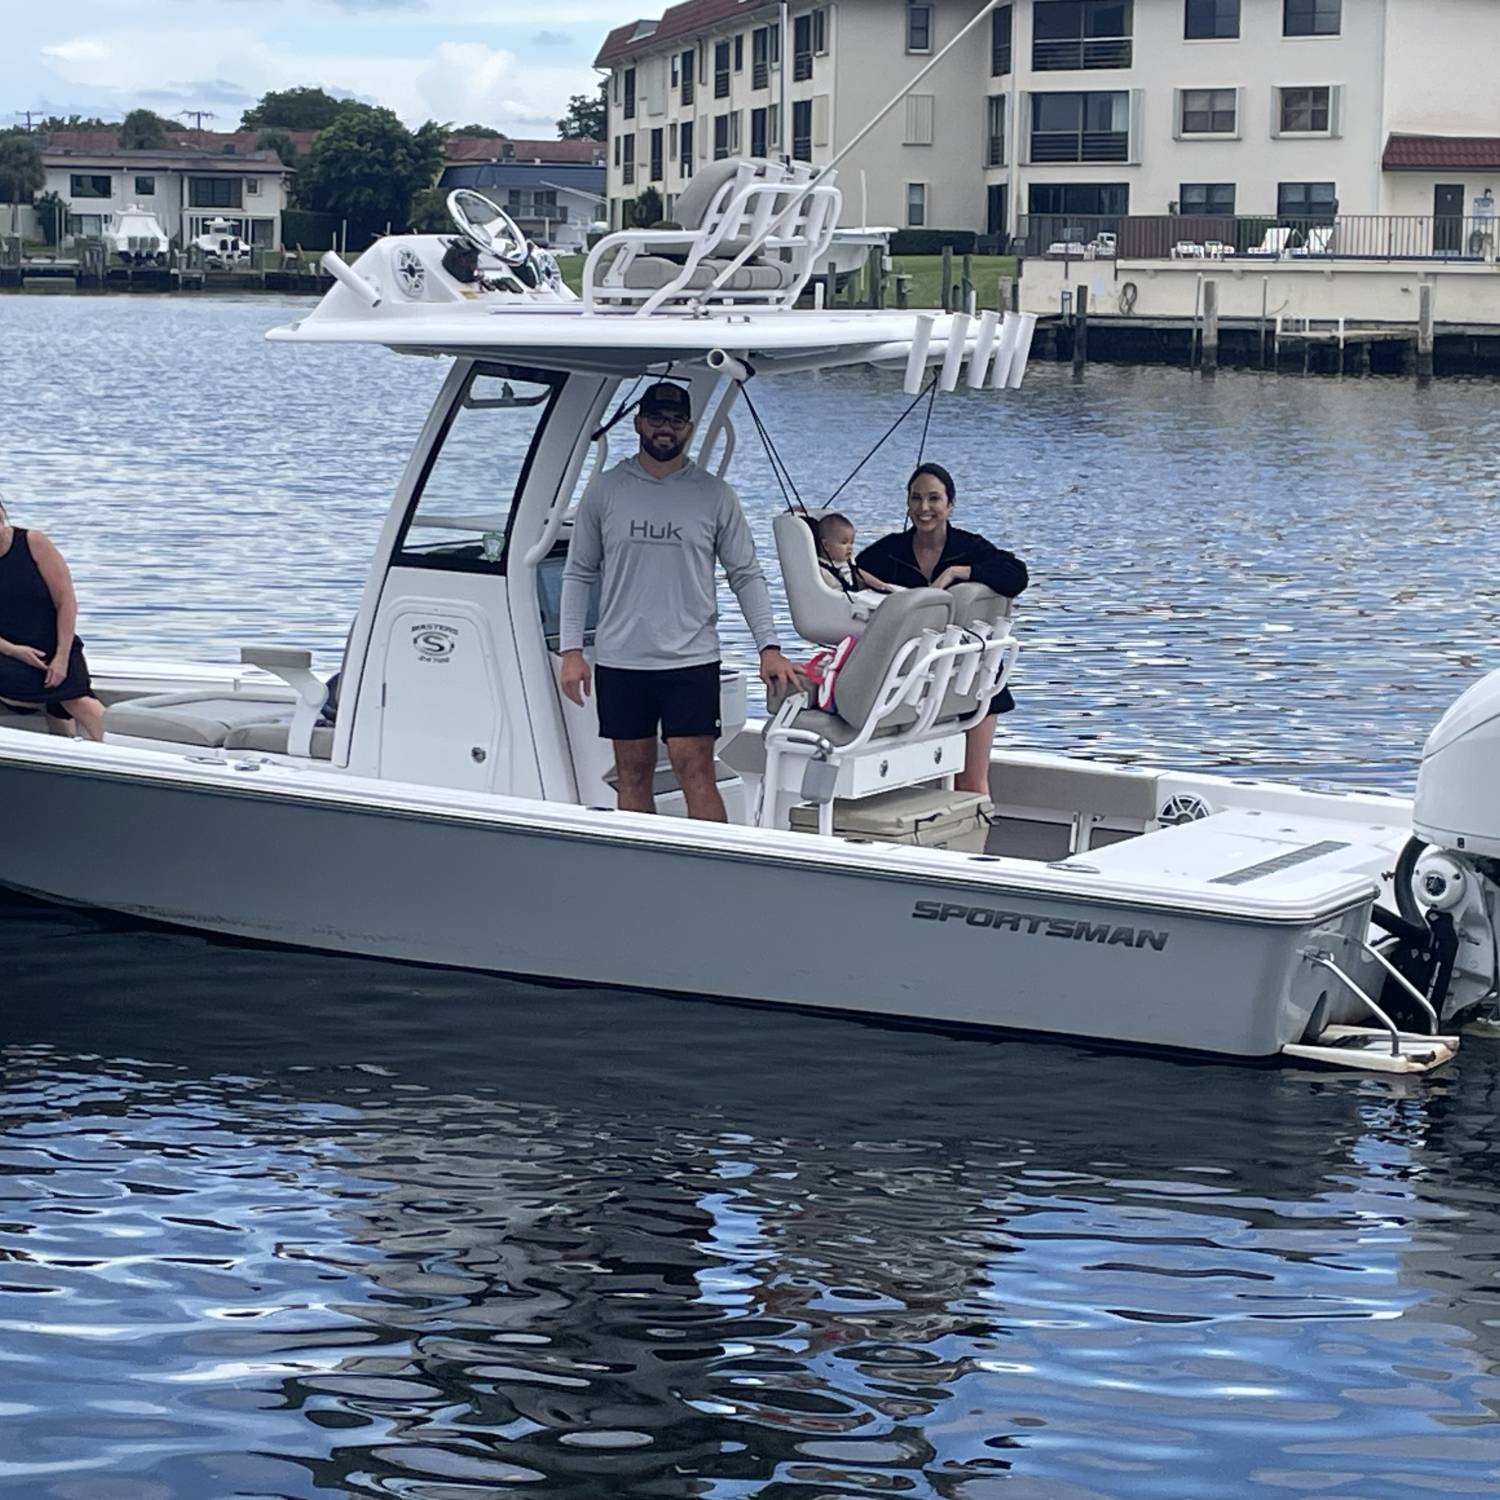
[1415, 665, 1500, 858]
[1408, 667, 1500, 1017]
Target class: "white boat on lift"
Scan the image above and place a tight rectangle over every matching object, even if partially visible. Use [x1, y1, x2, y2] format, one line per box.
[105, 204, 170, 267]
[2, 165, 1497, 1075]
[190, 216, 251, 269]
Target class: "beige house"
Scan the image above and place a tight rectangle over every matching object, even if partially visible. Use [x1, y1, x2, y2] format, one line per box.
[38, 144, 292, 250]
[596, 0, 1500, 242]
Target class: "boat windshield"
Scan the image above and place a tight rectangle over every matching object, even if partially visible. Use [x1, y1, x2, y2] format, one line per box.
[393, 364, 563, 574]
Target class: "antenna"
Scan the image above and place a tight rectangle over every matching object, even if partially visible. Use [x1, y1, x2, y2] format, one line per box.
[14, 110, 43, 132]
[178, 109, 216, 143]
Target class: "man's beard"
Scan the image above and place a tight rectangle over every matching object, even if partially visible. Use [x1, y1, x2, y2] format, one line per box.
[644, 431, 685, 462]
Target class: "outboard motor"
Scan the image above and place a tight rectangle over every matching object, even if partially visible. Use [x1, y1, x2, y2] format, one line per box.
[1405, 666, 1500, 1019]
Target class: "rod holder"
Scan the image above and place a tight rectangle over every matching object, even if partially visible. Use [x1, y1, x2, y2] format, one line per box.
[967, 310, 1000, 389]
[904, 314, 935, 395]
[990, 311, 1021, 389]
[321, 250, 382, 309]
[939, 312, 971, 392]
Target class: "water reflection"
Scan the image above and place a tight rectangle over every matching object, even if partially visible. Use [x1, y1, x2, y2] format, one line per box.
[5, 890, 1500, 1496]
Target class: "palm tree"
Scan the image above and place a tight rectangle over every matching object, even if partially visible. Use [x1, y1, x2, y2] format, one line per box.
[0, 133, 45, 237]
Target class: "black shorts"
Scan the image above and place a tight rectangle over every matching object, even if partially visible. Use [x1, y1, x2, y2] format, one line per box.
[595, 662, 722, 741]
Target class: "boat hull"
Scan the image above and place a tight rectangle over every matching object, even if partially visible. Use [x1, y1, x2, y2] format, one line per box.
[0, 746, 1364, 1059]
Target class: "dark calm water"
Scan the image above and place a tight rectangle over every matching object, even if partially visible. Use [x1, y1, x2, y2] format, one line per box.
[4, 294, 1500, 1497]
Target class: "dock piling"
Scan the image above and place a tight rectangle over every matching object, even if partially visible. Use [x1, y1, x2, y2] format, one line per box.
[940, 244, 953, 312]
[1072, 284, 1088, 379]
[1201, 280, 1219, 376]
[1417, 284, 1435, 381]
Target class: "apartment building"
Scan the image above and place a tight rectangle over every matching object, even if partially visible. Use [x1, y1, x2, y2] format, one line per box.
[596, 0, 1500, 240]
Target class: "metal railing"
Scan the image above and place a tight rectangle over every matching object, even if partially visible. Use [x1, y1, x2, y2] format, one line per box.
[793, 52, 813, 81]
[1016, 212, 1500, 262]
[1029, 129, 1128, 163]
[987, 136, 1005, 167]
[753, 61, 770, 89]
[1032, 35, 1132, 70]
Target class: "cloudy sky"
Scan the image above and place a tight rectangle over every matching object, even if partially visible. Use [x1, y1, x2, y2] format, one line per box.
[2, 0, 633, 137]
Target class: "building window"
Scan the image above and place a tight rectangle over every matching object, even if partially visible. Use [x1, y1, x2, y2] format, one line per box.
[1033, 0, 1133, 72]
[906, 183, 927, 227]
[622, 134, 635, 186]
[69, 174, 111, 199]
[1185, 0, 1238, 37]
[793, 8, 826, 81]
[713, 111, 741, 159]
[66, 213, 105, 238]
[623, 67, 636, 119]
[1181, 88, 1236, 133]
[1028, 182, 1129, 215]
[907, 3, 932, 52]
[734, 33, 744, 70]
[1280, 85, 1330, 132]
[681, 49, 695, 104]
[986, 95, 1006, 166]
[1030, 91, 1129, 163]
[672, 54, 679, 88]
[679, 120, 694, 177]
[1284, 0, 1339, 35]
[1278, 181, 1337, 221]
[752, 25, 779, 89]
[246, 178, 260, 196]
[904, 93, 935, 145]
[792, 98, 813, 161]
[1180, 182, 1235, 215]
[992, 5, 1013, 75]
[650, 128, 664, 181]
[715, 41, 731, 98]
[133, 175, 155, 196]
[188, 177, 243, 209]
[751, 106, 769, 158]
[614, 134, 621, 168]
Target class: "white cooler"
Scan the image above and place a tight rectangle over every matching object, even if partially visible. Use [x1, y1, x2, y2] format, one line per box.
[790, 787, 994, 852]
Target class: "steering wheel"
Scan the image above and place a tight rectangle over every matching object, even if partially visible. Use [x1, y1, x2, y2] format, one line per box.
[446, 190, 530, 266]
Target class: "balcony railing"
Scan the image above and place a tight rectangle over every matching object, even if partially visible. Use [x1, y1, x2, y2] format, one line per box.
[715, 71, 730, 98]
[793, 52, 813, 81]
[992, 40, 1012, 75]
[753, 61, 769, 89]
[1032, 36, 1133, 70]
[987, 136, 1005, 168]
[1029, 129, 1128, 163]
[1016, 213, 1500, 263]
[682, 78, 694, 105]
[622, 163, 635, 186]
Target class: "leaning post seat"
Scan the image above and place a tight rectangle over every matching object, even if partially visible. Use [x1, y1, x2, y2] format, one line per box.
[772, 508, 884, 646]
[760, 587, 970, 832]
[937, 580, 1020, 722]
[582, 157, 842, 315]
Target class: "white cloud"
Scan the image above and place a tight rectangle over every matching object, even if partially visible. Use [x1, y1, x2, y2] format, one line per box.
[40, 36, 115, 68]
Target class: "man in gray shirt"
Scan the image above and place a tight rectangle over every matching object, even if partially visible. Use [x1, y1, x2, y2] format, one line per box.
[560, 381, 799, 820]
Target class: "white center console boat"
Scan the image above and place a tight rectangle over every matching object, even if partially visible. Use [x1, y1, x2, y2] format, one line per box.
[2, 166, 1496, 1074]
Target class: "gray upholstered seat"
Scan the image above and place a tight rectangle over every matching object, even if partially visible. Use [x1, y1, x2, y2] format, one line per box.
[224, 721, 335, 758]
[618, 256, 795, 292]
[104, 692, 292, 748]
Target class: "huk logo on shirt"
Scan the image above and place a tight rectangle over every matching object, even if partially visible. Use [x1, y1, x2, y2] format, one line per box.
[629, 520, 683, 544]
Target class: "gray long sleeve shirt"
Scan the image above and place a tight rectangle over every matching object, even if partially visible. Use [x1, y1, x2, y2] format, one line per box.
[559, 456, 780, 671]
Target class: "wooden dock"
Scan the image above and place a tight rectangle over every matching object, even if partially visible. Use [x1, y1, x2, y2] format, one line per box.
[1, 238, 329, 296]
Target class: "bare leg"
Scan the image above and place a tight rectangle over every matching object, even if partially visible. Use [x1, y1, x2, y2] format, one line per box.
[61, 696, 105, 742]
[958, 713, 997, 796]
[612, 737, 659, 813]
[44, 716, 75, 737]
[666, 735, 727, 822]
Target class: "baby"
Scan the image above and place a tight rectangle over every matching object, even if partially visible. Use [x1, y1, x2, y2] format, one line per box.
[816, 513, 898, 595]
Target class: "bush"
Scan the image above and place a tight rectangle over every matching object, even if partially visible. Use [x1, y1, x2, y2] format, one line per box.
[888, 229, 979, 256]
[281, 208, 339, 251]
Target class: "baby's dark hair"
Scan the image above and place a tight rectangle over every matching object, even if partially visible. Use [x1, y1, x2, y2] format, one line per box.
[818, 512, 856, 538]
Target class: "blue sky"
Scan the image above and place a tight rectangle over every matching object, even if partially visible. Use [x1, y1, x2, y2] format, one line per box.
[1, 0, 633, 136]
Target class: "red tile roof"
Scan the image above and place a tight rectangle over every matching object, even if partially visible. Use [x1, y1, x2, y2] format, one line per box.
[596, 0, 777, 66]
[1383, 134, 1500, 171]
[44, 127, 319, 158]
[444, 135, 605, 165]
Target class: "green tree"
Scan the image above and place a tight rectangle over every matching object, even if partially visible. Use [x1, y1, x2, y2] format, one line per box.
[0, 132, 45, 235]
[33, 189, 66, 245]
[454, 123, 507, 138]
[255, 128, 300, 169]
[409, 186, 453, 233]
[36, 114, 113, 134]
[297, 106, 448, 245]
[557, 81, 607, 140]
[631, 186, 664, 227]
[241, 86, 355, 132]
[118, 108, 174, 149]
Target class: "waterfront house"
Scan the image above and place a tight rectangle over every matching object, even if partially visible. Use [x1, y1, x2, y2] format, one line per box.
[37, 139, 292, 251]
[439, 137, 607, 253]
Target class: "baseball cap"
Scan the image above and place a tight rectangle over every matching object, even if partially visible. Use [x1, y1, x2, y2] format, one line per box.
[639, 382, 693, 420]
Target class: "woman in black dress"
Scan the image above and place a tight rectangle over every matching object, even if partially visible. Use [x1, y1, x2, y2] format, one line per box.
[0, 496, 104, 740]
[856, 462, 1027, 794]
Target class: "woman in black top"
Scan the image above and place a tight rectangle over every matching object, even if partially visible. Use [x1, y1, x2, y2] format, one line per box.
[0, 496, 104, 740]
[856, 462, 1028, 794]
